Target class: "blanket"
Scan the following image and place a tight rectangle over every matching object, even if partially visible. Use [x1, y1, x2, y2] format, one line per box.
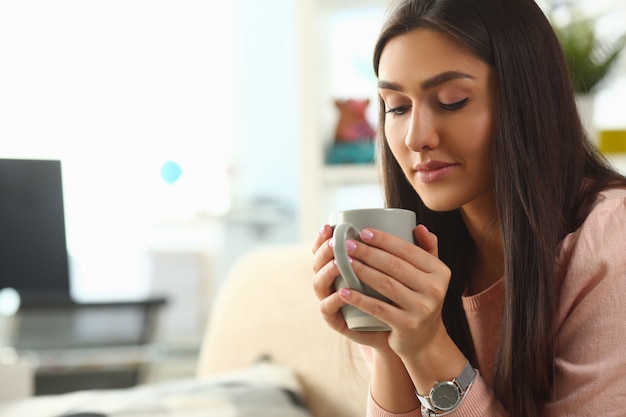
[0, 362, 312, 417]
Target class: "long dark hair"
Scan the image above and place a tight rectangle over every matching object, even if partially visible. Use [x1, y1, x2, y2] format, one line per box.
[373, 0, 626, 416]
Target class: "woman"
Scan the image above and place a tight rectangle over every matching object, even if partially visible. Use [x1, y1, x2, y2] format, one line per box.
[311, 0, 626, 416]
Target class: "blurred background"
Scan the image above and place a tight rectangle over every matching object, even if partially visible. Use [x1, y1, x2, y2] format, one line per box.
[0, 0, 625, 395]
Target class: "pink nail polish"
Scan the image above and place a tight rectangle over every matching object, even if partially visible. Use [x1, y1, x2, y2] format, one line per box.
[346, 240, 357, 252]
[339, 288, 351, 297]
[361, 229, 374, 240]
[335, 257, 353, 265]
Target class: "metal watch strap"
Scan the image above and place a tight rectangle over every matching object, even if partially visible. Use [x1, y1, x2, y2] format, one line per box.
[417, 360, 476, 416]
[454, 360, 476, 392]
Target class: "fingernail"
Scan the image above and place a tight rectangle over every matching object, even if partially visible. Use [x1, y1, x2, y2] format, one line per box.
[339, 288, 351, 297]
[333, 257, 353, 266]
[421, 224, 429, 233]
[319, 225, 328, 237]
[346, 240, 357, 252]
[328, 239, 334, 248]
[361, 229, 374, 240]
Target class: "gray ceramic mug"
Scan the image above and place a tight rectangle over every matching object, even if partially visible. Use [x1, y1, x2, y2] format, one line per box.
[330, 208, 416, 331]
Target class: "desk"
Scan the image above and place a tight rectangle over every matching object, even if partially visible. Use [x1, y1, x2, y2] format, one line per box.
[5, 294, 167, 395]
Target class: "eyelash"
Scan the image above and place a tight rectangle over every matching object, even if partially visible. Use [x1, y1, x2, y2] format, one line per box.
[384, 98, 470, 115]
[385, 105, 410, 115]
[439, 97, 469, 112]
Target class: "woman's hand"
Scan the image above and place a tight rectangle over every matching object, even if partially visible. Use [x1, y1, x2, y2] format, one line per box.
[342, 225, 452, 358]
[311, 224, 392, 349]
[313, 223, 467, 394]
[313, 223, 453, 358]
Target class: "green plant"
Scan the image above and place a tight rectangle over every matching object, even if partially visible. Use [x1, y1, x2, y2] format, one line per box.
[554, 15, 626, 94]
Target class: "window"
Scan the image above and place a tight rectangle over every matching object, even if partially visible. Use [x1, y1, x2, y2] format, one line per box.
[0, 1, 235, 300]
[0, 0, 234, 231]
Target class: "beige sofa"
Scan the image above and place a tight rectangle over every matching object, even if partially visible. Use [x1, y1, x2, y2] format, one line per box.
[0, 244, 371, 417]
[197, 243, 371, 417]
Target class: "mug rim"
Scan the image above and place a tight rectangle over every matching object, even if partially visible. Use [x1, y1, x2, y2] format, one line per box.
[334, 207, 414, 215]
[329, 207, 416, 226]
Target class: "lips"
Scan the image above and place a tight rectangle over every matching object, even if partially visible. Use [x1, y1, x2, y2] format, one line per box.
[414, 160, 458, 183]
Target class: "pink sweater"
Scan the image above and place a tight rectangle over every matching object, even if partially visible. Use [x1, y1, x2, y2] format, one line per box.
[367, 188, 626, 416]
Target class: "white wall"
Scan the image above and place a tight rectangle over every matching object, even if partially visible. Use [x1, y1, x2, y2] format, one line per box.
[0, 1, 235, 224]
[229, 0, 299, 210]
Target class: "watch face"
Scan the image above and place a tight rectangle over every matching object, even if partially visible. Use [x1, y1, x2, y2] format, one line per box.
[431, 382, 461, 411]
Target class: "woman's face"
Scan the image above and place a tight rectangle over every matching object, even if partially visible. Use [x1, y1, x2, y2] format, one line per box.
[378, 29, 496, 213]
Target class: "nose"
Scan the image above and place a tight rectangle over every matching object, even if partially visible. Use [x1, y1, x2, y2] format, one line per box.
[405, 106, 439, 152]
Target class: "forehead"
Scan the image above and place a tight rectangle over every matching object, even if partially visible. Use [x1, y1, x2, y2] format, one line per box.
[378, 29, 491, 84]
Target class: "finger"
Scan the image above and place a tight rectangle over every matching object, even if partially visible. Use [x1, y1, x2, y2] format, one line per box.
[359, 228, 440, 274]
[349, 256, 434, 310]
[318, 292, 363, 337]
[312, 259, 339, 300]
[337, 286, 400, 328]
[344, 236, 449, 307]
[312, 224, 333, 254]
[319, 291, 347, 320]
[328, 290, 392, 344]
[413, 224, 438, 258]
[338, 276, 441, 333]
[312, 227, 335, 273]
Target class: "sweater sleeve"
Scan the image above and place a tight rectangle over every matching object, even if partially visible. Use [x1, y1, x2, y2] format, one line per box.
[366, 372, 508, 417]
[367, 392, 422, 417]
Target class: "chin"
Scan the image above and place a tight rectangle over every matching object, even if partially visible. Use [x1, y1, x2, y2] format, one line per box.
[422, 200, 462, 212]
[415, 188, 465, 212]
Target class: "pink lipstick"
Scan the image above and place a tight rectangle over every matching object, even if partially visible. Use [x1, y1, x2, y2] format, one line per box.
[414, 160, 458, 183]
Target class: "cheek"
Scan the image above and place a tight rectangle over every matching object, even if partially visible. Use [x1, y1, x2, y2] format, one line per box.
[385, 134, 410, 172]
[384, 119, 409, 157]
[453, 112, 494, 161]
[464, 127, 495, 188]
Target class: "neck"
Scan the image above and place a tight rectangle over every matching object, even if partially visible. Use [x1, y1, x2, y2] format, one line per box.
[460, 193, 504, 295]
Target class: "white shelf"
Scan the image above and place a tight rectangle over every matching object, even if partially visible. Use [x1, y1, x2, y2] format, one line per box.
[296, 0, 389, 239]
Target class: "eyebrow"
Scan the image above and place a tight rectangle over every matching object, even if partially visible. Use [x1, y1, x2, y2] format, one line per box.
[378, 70, 475, 91]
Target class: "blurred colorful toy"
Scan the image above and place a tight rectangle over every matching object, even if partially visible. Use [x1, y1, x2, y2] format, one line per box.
[327, 98, 377, 164]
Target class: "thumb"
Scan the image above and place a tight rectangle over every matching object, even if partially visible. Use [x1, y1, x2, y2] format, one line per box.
[414, 224, 438, 258]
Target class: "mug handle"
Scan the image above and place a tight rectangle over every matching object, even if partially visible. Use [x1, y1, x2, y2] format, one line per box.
[332, 222, 364, 293]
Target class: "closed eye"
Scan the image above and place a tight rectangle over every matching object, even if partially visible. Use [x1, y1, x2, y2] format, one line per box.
[385, 105, 411, 116]
[439, 97, 469, 112]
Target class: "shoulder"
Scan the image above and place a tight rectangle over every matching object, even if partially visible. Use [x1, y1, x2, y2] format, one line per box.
[557, 187, 626, 309]
[561, 187, 626, 254]
[590, 187, 626, 215]
[579, 187, 626, 243]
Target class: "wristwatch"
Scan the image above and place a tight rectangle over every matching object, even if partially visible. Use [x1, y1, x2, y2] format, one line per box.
[416, 360, 476, 416]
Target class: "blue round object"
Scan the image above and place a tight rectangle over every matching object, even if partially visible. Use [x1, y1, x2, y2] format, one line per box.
[161, 160, 183, 184]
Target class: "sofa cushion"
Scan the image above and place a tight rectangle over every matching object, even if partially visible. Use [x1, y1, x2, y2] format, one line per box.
[196, 244, 371, 417]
